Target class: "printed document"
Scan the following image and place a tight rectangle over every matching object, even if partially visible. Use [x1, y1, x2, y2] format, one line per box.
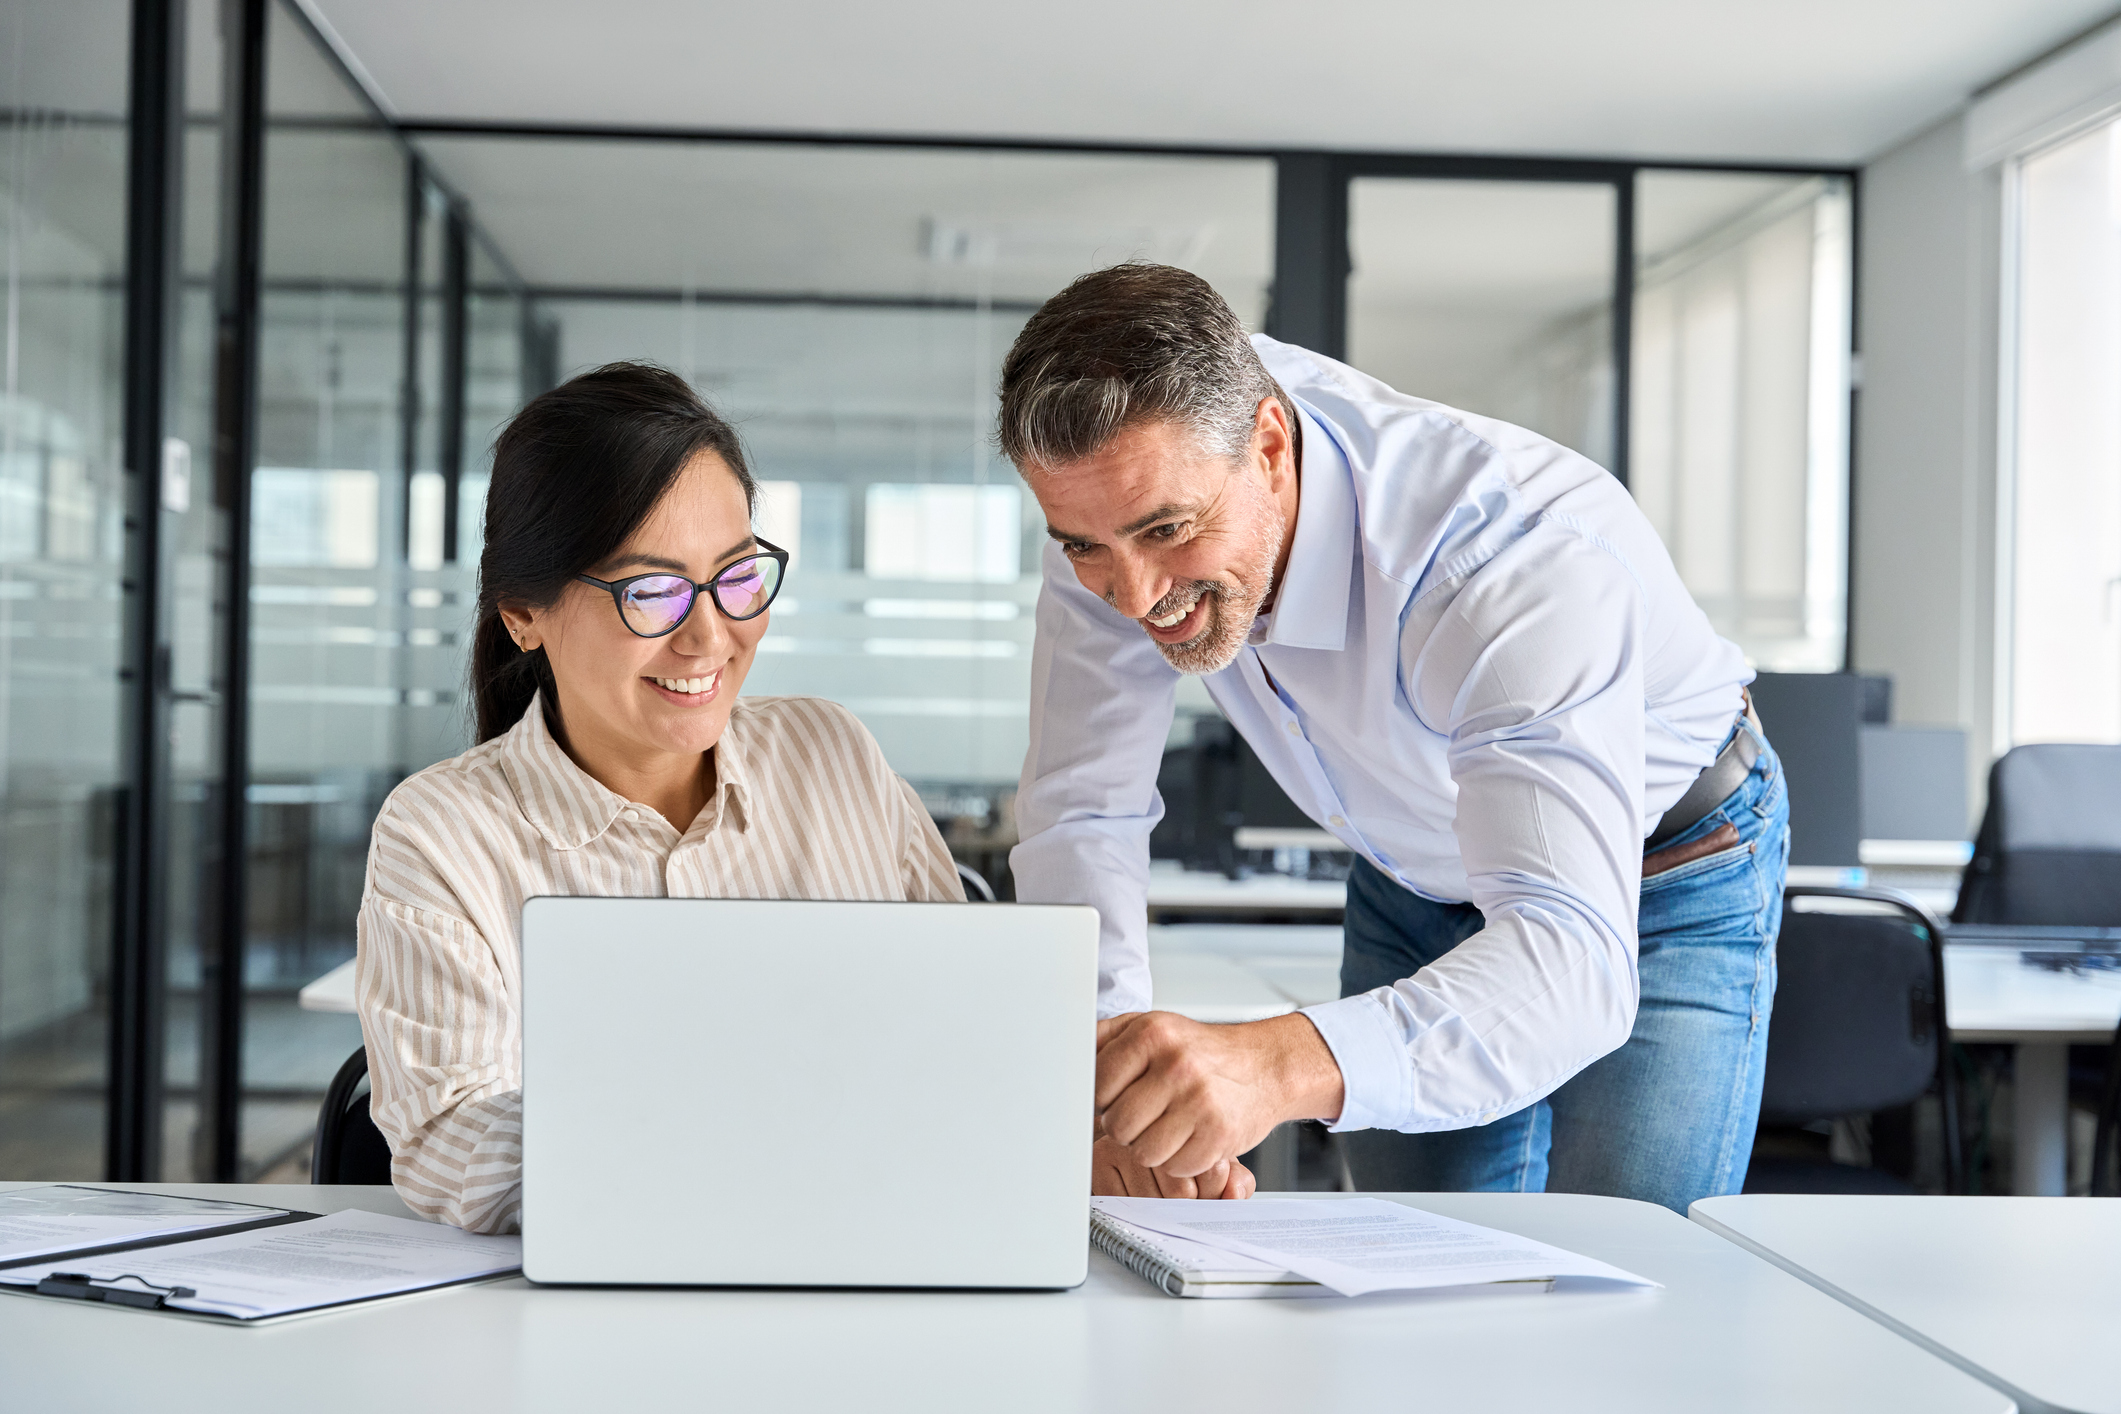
[1092, 1197, 1659, 1298]
[0, 1208, 522, 1320]
[0, 1186, 287, 1266]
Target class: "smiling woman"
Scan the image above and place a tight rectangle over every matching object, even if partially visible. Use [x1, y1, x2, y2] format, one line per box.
[354, 363, 964, 1233]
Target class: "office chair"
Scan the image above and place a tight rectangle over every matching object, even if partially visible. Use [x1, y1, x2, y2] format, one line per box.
[312, 1047, 394, 1185]
[955, 862, 996, 902]
[1954, 743, 2121, 926]
[1744, 886, 1965, 1195]
[2095, 1023, 2121, 1197]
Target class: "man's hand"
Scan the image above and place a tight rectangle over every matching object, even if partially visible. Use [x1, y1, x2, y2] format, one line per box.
[1095, 1011, 1345, 1180]
[1090, 1136, 1255, 1199]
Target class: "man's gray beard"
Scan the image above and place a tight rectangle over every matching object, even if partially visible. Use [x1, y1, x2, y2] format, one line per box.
[1152, 527, 1283, 677]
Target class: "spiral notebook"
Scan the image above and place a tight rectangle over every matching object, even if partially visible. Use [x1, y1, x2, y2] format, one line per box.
[1091, 1207, 1567, 1300]
[1091, 1209, 1330, 1297]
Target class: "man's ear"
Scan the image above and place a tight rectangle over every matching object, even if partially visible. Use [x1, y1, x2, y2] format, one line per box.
[1254, 396, 1296, 491]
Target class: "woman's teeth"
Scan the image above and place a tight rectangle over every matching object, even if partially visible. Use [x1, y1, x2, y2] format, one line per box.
[653, 673, 718, 695]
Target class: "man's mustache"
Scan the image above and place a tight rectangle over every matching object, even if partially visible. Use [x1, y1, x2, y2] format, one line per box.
[1114, 581, 1222, 622]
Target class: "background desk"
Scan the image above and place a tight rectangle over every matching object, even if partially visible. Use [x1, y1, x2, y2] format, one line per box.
[1145, 863, 1346, 921]
[1693, 1193, 2121, 1414]
[1945, 944, 2121, 1196]
[0, 1182, 2008, 1414]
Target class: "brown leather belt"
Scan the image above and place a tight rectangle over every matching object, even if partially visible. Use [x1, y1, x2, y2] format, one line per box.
[1642, 692, 1762, 878]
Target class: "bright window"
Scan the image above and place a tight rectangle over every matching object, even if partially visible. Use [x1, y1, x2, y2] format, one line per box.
[2008, 120, 2121, 744]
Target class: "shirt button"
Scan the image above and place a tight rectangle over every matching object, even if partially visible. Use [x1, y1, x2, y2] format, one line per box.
[622, 809, 638, 822]
[1328, 815, 1346, 828]
[1285, 721, 1301, 736]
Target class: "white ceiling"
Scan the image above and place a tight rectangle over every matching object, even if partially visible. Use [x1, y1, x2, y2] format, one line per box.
[303, 0, 2121, 165]
[411, 137, 1276, 306]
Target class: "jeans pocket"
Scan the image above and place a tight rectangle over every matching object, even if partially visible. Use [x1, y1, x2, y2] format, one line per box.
[1640, 839, 1753, 893]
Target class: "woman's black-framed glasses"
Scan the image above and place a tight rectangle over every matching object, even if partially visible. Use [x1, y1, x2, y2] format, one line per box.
[576, 538, 789, 638]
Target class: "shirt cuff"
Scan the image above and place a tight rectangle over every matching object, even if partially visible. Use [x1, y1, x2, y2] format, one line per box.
[1299, 994, 1410, 1133]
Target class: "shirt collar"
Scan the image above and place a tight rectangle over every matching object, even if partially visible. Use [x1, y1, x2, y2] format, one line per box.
[497, 691, 752, 850]
[1252, 399, 1355, 652]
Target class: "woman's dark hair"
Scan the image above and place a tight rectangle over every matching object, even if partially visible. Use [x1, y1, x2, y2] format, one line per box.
[471, 361, 756, 743]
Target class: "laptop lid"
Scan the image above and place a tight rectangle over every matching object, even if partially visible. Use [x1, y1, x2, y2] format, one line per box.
[520, 896, 1097, 1289]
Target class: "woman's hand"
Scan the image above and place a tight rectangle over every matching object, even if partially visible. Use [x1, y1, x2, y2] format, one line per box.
[1091, 1135, 1255, 1199]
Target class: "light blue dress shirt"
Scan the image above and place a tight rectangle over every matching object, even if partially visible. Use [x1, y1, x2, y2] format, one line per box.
[1010, 336, 1752, 1134]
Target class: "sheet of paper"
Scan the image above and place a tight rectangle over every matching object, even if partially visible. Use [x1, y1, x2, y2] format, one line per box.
[0, 1186, 287, 1267]
[1095, 1211, 1299, 1277]
[0, 1208, 522, 1319]
[1093, 1197, 1660, 1298]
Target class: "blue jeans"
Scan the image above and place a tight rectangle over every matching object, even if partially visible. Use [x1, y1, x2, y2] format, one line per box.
[1336, 730, 1788, 1213]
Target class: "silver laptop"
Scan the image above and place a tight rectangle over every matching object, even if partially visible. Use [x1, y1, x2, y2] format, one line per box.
[519, 896, 1098, 1289]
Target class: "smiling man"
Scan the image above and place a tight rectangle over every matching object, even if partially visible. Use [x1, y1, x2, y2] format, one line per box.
[1004, 264, 1788, 1211]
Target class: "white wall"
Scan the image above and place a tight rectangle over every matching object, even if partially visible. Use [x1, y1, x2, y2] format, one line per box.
[1851, 113, 2003, 828]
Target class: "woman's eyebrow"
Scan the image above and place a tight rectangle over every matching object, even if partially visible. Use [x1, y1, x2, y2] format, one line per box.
[710, 533, 759, 566]
[599, 553, 689, 574]
[599, 535, 757, 578]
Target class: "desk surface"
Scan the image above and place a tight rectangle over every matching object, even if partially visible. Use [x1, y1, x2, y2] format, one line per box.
[0, 1183, 2007, 1414]
[1944, 945, 2121, 1042]
[1144, 864, 1347, 913]
[299, 958, 356, 1013]
[1692, 1194, 2121, 1414]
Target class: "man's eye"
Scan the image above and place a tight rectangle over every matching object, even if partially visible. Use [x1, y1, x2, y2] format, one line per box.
[1061, 542, 1093, 559]
[1149, 523, 1182, 540]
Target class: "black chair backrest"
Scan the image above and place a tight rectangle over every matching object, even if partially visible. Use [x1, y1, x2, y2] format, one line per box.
[955, 861, 996, 903]
[1955, 744, 2121, 926]
[2097, 1021, 2121, 1197]
[1763, 890, 1960, 1193]
[312, 1047, 394, 1185]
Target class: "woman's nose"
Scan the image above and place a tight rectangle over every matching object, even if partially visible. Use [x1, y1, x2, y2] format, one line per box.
[670, 594, 732, 657]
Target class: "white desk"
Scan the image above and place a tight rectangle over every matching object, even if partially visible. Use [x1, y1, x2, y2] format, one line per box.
[0, 1183, 2007, 1414]
[1144, 952, 1295, 1024]
[1145, 862, 1346, 917]
[299, 957, 357, 1013]
[1148, 924, 1344, 1011]
[1693, 1193, 2121, 1414]
[1946, 944, 2121, 1196]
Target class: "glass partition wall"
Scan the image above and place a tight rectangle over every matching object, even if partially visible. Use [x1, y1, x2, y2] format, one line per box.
[0, 0, 133, 1178]
[0, 0, 1858, 1182]
[1348, 178, 1619, 467]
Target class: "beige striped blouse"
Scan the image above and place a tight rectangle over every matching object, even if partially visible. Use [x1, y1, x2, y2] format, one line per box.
[355, 692, 964, 1233]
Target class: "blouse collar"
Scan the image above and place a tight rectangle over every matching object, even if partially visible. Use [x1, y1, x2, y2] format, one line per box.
[497, 691, 752, 850]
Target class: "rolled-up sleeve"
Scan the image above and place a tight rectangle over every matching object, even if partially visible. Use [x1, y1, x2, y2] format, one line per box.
[356, 897, 524, 1234]
[1300, 519, 1646, 1132]
[1009, 541, 1180, 1017]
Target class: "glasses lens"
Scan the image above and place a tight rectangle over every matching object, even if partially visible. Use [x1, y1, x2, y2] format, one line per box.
[711, 555, 782, 620]
[618, 575, 695, 636]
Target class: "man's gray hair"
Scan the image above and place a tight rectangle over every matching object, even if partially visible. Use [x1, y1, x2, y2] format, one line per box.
[997, 263, 1294, 472]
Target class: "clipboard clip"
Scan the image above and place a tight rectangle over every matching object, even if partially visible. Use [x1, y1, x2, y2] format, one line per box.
[36, 1272, 197, 1309]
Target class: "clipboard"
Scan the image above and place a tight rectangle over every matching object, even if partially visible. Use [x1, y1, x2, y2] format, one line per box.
[0, 1186, 317, 1271]
[0, 1267, 520, 1327]
[0, 1209, 524, 1325]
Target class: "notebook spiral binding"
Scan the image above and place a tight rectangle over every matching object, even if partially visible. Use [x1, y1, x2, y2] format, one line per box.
[1088, 1211, 1188, 1297]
